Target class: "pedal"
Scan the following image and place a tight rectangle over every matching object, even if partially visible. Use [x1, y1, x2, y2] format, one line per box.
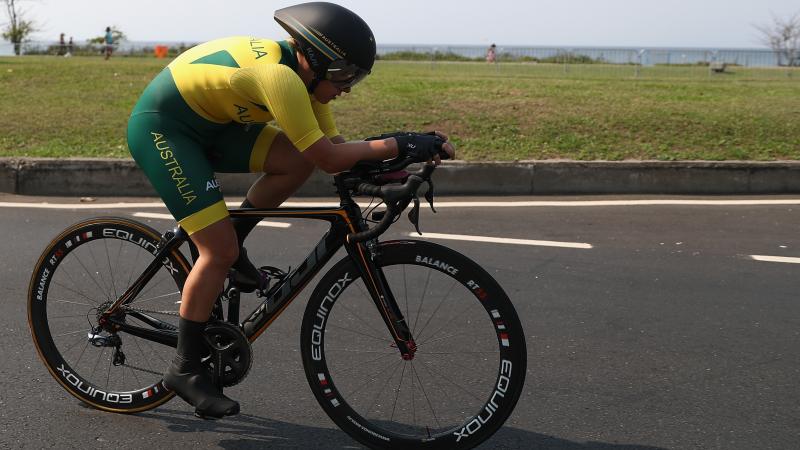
[255, 266, 288, 297]
[258, 266, 287, 280]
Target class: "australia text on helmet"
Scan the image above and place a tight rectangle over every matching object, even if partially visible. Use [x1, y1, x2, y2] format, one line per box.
[308, 25, 347, 59]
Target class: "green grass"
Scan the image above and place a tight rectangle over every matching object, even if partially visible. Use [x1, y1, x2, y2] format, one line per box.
[1, 56, 798, 160]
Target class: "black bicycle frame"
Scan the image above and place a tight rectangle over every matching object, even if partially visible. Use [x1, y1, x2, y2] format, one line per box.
[104, 187, 418, 358]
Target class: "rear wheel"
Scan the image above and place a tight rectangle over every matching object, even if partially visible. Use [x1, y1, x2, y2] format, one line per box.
[28, 217, 190, 413]
[301, 240, 526, 449]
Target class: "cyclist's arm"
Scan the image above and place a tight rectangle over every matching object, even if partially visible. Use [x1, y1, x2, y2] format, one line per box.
[229, 65, 326, 151]
[230, 65, 399, 173]
[304, 137, 398, 173]
[311, 99, 340, 139]
[309, 97, 376, 169]
[307, 131, 458, 173]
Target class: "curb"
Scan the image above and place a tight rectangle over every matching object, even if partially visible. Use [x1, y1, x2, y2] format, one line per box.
[3, 158, 800, 197]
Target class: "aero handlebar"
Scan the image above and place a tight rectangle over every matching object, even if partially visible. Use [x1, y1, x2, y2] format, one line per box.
[347, 164, 437, 243]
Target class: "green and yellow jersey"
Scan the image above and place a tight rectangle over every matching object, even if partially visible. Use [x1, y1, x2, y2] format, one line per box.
[168, 36, 339, 149]
[127, 36, 336, 235]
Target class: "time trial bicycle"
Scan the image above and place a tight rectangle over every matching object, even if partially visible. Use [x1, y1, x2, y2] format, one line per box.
[28, 156, 526, 450]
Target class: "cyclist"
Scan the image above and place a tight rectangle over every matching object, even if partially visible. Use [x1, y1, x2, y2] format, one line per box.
[126, 1, 455, 418]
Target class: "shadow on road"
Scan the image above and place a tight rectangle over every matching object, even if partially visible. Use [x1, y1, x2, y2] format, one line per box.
[490, 426, 668, 449]
[140, 408, 668, 450]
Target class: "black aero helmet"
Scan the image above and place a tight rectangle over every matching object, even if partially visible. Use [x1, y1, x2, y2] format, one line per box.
[275, 2, 376, 90]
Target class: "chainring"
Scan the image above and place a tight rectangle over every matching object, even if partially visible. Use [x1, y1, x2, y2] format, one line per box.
[201, 321, 253, 388]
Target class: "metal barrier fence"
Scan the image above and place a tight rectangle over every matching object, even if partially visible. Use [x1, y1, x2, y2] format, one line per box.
[379, 45, 798, 80]
[378, 45, 788, 66]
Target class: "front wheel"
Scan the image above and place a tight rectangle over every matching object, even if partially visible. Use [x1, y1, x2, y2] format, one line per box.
[301, 240, 526, 449]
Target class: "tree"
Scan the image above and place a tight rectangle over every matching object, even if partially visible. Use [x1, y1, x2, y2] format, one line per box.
[755, 12, 800, 67]
[2, 0, 37, 55]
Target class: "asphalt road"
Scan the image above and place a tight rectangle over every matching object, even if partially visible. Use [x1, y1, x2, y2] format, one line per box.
[1, 194, 798, 450]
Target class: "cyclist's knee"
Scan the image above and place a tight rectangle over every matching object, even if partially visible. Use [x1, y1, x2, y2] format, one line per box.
[213, 244, 239, 269]
[194, 243, 238, 273]
[191, 219, 239, 268]
[296, 157, 314, 178]
[285, 158, 314, 187]
[280, 150, 314, 184]
[263, 132, 313, 177]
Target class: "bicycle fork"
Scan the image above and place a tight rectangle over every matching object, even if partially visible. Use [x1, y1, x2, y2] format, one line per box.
[350, 241, 418, 360]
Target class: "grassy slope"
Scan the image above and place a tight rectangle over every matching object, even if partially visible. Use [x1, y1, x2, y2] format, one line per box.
[0, 56, 798, 160]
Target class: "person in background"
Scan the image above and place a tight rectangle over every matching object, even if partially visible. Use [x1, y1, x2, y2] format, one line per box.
[486, 43, 497, 63]
[65, 37, 74, 57]
[58, 33, 66, 56]
[104, 27, 114, 60]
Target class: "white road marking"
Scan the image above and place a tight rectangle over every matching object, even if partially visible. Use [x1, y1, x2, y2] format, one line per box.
[0, 201, 170, 209]
[278, 199, 800, 208]
[132, 212, 291, 228]
[426, 199, 800, 207]
[410, 232, 593, 249]
[3, 198, 800, 209]
[750, 255, 800, 264]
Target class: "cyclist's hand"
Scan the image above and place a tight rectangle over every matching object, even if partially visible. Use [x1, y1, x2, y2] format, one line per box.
[364, 130, 455, 165]
[430, 131, 456, 164]
[393, 131, 454, 165]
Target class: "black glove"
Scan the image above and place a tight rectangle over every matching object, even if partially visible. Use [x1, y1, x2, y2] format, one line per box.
[364, 131, 446, 163]
[394, 133, 445, 163]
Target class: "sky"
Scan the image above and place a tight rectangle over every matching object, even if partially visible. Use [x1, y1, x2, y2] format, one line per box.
[13, 0, 800, 49]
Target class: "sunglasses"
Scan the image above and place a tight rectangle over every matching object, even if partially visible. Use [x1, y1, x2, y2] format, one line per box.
[325, 59, 370, 89]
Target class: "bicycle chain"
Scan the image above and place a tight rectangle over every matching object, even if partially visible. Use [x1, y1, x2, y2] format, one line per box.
[121, 306, 180, 317]
[121, 362, 164, 377]
[115, 307, 253, 387]
[115, 307, 252, 387]
[110, 308, 173, 377]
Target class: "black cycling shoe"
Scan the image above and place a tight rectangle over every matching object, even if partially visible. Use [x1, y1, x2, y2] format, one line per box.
[230, 247, 261, 293]
[163, 356, 239, 419]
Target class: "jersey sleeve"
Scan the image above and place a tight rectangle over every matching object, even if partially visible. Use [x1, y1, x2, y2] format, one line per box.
[311, 99, 340, 139]
[229, 65, 324, 151]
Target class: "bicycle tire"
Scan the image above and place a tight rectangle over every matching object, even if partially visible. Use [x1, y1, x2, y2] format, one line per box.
[28, 217, 191, 413]
[300, 239, 526, 449]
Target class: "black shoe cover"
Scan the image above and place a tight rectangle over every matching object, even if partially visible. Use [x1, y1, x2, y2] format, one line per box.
[163, 356, 239, 419]
[230, 247, 261, 293]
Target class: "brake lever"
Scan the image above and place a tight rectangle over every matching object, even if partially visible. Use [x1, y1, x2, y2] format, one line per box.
[408, 194, 422, 235]
[424, 179, 436, 213]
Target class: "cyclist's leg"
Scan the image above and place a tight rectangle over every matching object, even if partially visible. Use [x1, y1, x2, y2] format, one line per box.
[248, 129, 315, 208]
[128, 112, 237, 317]
[179, 219, 238, 320]
[128, 112, 239, 417]
[211, 122, 313, 221]
[209, 124, 314, 286]
[210, 122, 314, 208]
[164, 219, 240, 418]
